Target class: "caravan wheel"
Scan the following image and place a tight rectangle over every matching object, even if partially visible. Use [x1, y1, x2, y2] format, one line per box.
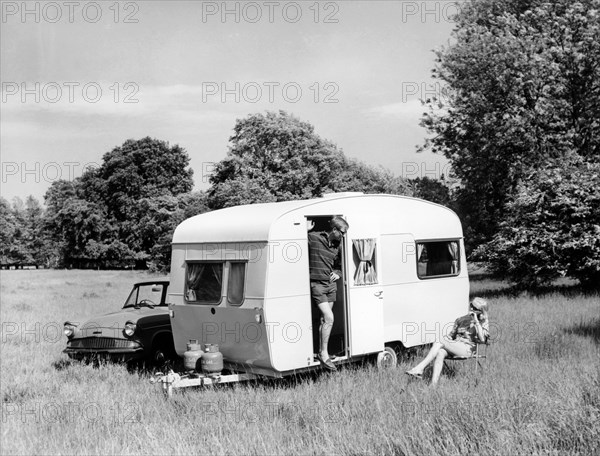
[376, 347, 397, 369]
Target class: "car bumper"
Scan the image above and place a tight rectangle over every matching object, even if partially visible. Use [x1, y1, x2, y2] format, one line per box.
[64, 347, 146, 362]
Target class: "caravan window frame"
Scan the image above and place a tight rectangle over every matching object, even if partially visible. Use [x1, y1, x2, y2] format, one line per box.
[184, 260, 248, 306]
[184, 261, 224, 305]
[226, 261, 247, 306]
[415, 239, 461, 279]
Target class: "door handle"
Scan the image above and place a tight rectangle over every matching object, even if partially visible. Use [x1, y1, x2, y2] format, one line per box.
[374, 291, 383, 298]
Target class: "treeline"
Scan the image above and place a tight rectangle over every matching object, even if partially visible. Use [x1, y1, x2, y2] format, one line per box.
[1, 137, 209, 271]
[1, 115, 449, 272]
[420, 0, 600, 288]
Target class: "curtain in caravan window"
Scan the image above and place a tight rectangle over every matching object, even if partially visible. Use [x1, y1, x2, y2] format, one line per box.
[353, 239, 378, 285]
[227, 262, 246, 305]
[417, 243, 426, 277]
[417, 243, 424, 260]
[186, 264, 205, 301]
[447, 241, 459, 274]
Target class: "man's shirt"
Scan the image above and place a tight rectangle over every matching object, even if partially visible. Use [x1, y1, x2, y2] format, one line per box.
[308, 231, 341, 282]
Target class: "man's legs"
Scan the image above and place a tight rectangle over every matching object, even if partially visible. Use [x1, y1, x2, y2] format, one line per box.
[318, 301, 334, 360]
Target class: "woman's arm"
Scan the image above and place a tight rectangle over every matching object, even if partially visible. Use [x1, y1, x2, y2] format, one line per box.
[473, 314, 489, 343]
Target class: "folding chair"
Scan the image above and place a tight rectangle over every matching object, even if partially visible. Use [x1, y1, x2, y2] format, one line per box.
[444, 341, 490, 374]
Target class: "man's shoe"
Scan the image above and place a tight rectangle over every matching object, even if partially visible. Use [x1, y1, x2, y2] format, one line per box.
[317, 354, 337, 371]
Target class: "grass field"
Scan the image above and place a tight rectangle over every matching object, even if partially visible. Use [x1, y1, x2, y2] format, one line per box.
[1, 269, 599, 455]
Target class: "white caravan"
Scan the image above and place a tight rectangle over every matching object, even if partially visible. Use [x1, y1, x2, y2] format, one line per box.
[167, 193, 469, 378]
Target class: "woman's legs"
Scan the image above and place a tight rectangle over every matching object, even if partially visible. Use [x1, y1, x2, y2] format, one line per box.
[407, 340, 472, 380]
[406, 342, 444, 375]
[431, 349, 448, 386]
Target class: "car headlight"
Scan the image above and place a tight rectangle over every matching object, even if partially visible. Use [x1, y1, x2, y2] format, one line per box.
[123, 321, 137, 337]
[63, 321, 77, 338]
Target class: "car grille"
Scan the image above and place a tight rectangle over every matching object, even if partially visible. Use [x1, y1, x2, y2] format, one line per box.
[68, 338, 139, 350]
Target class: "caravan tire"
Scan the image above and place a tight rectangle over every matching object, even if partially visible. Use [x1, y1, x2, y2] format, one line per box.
[376, 346, 398, 369]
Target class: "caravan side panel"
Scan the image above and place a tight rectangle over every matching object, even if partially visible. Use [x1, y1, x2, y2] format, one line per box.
[169, 242, 275, 370]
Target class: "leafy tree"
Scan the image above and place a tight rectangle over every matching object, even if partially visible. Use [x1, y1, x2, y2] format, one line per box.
[143, 191, 210, 271]
[477, 155, 600, 288]
[22, 196, 53, 266]
[420, 0, 600, 249]
[410, 177, 453, 207]
[0, 196, 49, 267]
[8, 198, 33, 265]
[84, 137, 194, 219]
[43, 137, 197, 269]
[209, 111, 409, 208]
[0, 197, 17, 265]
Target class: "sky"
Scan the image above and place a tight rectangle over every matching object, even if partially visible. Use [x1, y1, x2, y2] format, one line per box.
[1, 1, 459, 203]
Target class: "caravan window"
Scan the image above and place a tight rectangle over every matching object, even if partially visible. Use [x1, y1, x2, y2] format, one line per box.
[416, 241, 460, 278]
[227, 262, 246, 306]
[185, 262, 223, 303]
[352, 239, 378, 285]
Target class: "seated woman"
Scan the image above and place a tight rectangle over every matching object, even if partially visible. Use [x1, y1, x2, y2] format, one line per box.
[406, 297, 489, 386]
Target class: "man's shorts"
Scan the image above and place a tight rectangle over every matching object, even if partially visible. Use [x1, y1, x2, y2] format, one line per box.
[310, 281, 337, 306]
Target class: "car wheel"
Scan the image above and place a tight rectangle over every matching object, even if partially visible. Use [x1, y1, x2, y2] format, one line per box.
[150, 334, 176, 367]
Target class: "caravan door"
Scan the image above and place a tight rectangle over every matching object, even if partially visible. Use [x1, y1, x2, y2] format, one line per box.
[346, 217, 384, 356]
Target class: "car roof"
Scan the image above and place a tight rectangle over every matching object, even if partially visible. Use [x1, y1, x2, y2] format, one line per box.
[134, 278, 170, 285]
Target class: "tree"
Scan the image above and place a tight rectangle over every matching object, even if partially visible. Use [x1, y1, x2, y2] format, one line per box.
[143, 191, 210, 271]
[85, 137, 194, 219]
[410, 177, 453, 207]
[420, 0, 600, 250]
[209, 111, 409, 208]
[0, 197, 17, 265]
[477, 155, 600, 288]
[8, 197, 33, 265]
[23, 196, 52, 266]
[43, 137, 197, 269]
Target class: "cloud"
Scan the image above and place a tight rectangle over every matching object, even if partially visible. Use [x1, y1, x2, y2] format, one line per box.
[0, 83, 219, 118]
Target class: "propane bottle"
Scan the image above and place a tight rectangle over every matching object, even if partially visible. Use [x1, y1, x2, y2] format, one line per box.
[201, 343, 223, 375]
[183, 339, 203, 372]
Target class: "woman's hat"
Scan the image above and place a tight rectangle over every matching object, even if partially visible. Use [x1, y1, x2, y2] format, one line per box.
[470, 297, 488, 311]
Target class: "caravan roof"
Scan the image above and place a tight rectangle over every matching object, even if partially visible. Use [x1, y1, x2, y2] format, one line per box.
[172, 193, 461, 244]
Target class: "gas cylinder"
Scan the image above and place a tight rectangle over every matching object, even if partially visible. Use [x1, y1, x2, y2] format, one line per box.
[201, 343, 223, 375]
[183, 339, 203, 372]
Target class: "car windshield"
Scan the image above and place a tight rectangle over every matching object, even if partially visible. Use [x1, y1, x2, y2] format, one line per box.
[123, 283, 168, 308]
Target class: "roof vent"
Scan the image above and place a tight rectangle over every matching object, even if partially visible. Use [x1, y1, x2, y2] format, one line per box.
[321, 192, 364, 198]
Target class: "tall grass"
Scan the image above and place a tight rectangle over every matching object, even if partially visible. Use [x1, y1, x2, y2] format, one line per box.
[1, 270, 598, 455]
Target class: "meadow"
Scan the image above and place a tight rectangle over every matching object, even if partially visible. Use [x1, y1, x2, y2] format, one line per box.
[1, 269, 598, 456]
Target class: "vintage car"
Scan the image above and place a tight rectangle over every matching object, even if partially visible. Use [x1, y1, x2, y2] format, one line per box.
[63, 279, 177, 366]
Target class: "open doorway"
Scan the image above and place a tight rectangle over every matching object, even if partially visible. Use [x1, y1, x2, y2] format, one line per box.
[306, 216, 348, 360]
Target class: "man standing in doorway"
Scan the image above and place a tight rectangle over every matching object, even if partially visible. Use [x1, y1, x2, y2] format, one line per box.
[308, 216, 350, 371]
